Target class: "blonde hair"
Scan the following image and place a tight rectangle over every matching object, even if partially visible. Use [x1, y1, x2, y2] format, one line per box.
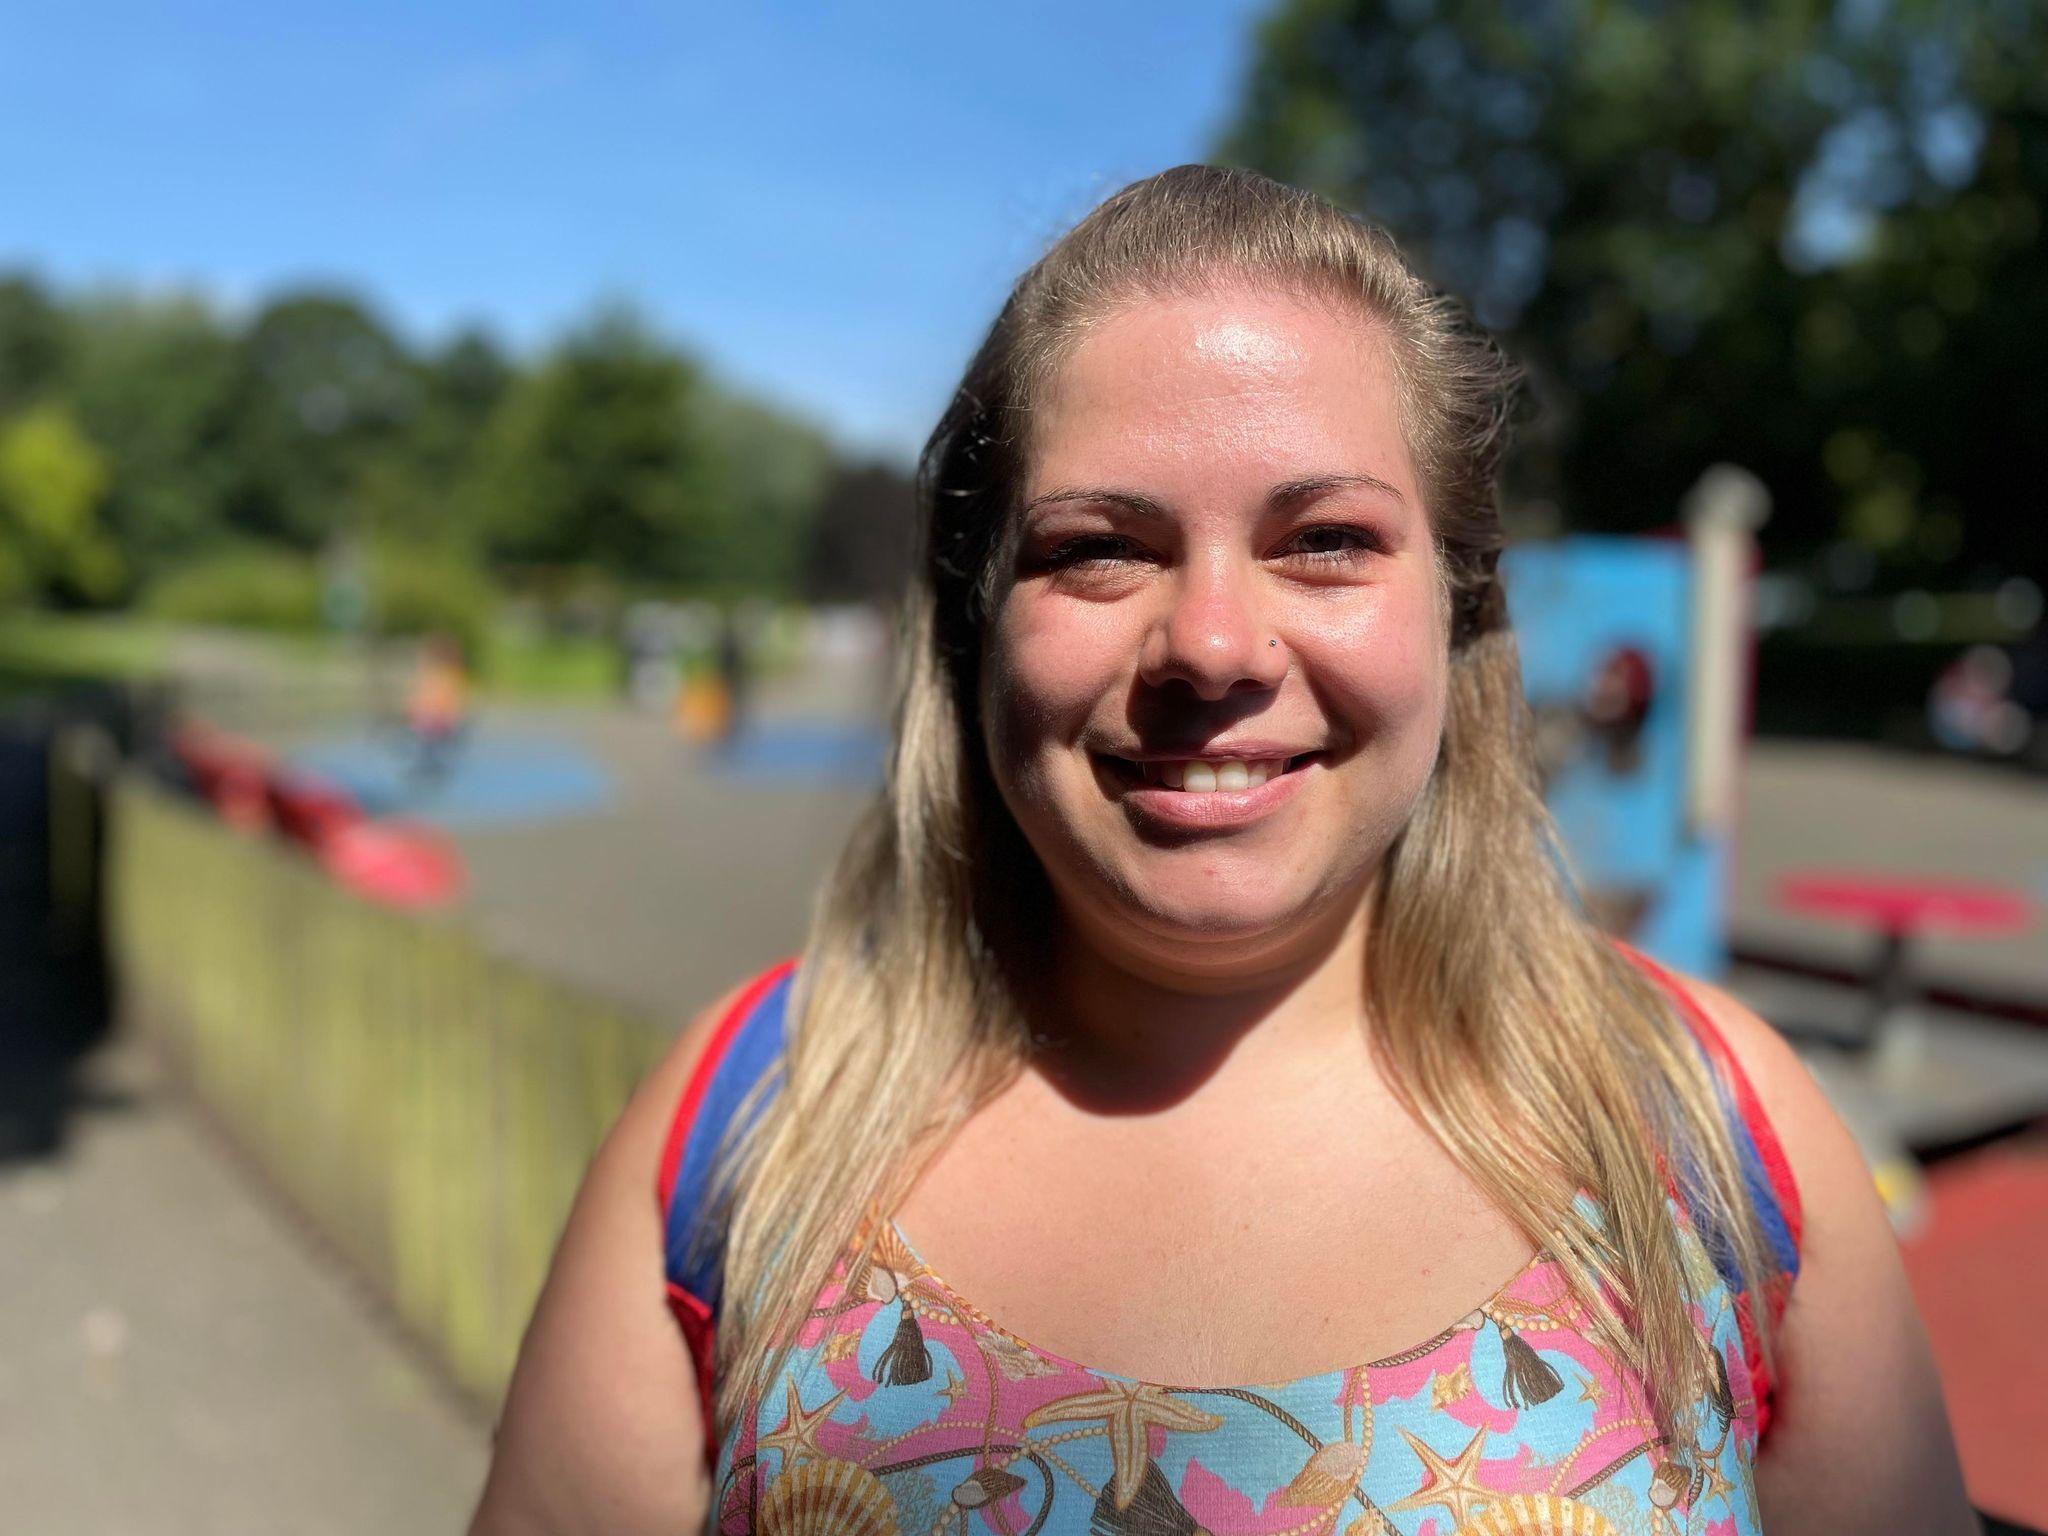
[708, 165, 1781, 1444]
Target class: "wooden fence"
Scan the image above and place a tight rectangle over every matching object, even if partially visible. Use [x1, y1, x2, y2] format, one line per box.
[103, 770, 666, 1404]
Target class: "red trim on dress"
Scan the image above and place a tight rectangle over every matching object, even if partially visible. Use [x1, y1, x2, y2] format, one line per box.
[1619, 943, 1805, 1441]
[1626, 947, 1805, 1260]
[666, 1283, 720, 1465]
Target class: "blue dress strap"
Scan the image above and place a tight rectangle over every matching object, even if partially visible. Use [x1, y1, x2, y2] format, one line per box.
[656, 959, 795, 1456]
[658, 959, 795, 1309]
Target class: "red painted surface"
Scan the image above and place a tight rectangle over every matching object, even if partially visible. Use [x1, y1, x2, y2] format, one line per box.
[1900, 1140, 2048, 1529]
[320, 820, 463, 909]
[173, 723, 464, 908]
[173, 724, 274, 831]
[1777, 872, 2036, 938]
[266, 771, 364, 851]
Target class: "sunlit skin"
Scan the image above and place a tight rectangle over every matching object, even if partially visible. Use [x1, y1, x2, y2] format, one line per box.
[979, 284, 1451, 1000]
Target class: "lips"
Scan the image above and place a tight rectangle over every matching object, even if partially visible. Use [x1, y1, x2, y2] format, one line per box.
[1090, 750, 1323, 830]
[1096, 752, 1320, 792]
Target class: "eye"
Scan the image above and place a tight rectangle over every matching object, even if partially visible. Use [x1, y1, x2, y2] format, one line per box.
[1042, 534, 1140, 570]
[1277, 524, 1382, 564]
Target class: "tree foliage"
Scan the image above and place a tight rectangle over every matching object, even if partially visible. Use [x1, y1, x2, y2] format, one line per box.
[0, 275, 871, 609]
[1220, 0, 2046, 584]
[0, 402, 121, 603]
[802, 460, 917, 606]
[62, 293, 242, 576]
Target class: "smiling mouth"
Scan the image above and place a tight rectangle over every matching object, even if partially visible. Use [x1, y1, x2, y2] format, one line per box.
[1095, 753, 1323, 793]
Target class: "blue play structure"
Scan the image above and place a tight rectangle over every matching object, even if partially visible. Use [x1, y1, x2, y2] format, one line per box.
[1505, 535, 1732, 978]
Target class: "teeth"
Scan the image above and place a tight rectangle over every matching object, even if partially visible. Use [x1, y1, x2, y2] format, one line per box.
[1136, 758, 1288, 793]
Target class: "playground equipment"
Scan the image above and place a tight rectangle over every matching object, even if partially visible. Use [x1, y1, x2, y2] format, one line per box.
[170, 723, 462, 910]
[1507, 465, 2046, 1203]
[1503, 465, 1766, 979]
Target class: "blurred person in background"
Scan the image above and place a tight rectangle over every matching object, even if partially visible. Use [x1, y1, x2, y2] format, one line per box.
[713, 605, 752, 747]
[402, 630, 470, 787]
[470, 168, 1972, 1535]
[1929, 639, 2047, 766]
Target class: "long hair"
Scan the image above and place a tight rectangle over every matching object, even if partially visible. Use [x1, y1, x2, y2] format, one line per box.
[708, 165, 1782, 1443]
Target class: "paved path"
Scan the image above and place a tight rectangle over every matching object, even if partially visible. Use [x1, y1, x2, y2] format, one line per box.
[445, 703, 872, 1022]
[1732, 741, 2047, 1003]
[0, 1033, 488, 1536]
[440, 726, 2048, 1029]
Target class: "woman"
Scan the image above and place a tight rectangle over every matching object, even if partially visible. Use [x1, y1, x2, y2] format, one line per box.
[470, 167, 1972, 1535]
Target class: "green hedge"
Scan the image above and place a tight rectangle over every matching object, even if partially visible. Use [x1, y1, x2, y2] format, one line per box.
[142, 546, 324, 632]
[141, 542, 498, 659]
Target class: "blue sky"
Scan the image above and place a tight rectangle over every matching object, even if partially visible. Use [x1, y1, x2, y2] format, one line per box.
[2, 1, 1269, 460]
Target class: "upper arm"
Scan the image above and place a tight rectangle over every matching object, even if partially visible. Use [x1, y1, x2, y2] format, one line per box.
[467, 985, 745, 1536]
[1679, 978, 1975, 1536]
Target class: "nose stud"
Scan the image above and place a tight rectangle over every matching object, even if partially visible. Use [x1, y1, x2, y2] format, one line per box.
[1268, 638, 1277, 647]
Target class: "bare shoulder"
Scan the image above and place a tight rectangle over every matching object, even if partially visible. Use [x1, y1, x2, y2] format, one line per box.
[1655, 969, 1975, 1533]
[1666, 972, 1839, 1198]
[466, 977, 755, 1536]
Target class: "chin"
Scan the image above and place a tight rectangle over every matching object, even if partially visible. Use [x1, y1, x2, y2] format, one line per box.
[1072, 862, 1354, 971]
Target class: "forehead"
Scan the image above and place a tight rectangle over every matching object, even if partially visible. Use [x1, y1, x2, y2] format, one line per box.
[1024, 283, 1419, 507]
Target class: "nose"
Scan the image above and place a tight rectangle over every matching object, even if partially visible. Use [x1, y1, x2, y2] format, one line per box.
[1136, 555, 1289, 700]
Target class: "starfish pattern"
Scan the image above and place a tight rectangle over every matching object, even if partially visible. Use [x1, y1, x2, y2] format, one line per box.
[757, 1380, 846, 1468]
[1698, 1454, 1737, 1510]
[1022, 1380, 1224, 1508]
[936, 1367, 967, 1407]
[1576, 1368, 1605, 1410]
[1391, 1424, 1495, 1527]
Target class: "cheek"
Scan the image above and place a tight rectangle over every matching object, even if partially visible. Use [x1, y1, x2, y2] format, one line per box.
[981, 600, 1128, 755]
[1309, 585, 1450, 729]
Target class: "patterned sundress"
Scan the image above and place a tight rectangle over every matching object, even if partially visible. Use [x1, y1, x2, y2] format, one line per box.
[660, 960, 1802, 1536]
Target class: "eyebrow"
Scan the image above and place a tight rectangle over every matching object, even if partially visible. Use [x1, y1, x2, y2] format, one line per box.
[1022, 472, 1405, 518]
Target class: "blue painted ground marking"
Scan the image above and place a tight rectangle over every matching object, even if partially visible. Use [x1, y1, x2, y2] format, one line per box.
[289, 728, 613, 827]
[709, 719, 886, 787]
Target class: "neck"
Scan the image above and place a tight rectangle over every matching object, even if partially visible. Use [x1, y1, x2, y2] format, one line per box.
[1025, 890, 1375, 1115]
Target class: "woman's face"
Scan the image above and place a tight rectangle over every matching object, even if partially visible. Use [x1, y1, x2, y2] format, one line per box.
[978, 282, 1451, 982]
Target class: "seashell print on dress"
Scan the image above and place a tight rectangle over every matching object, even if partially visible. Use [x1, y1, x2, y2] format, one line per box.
[712, 1198, 1770, 1535]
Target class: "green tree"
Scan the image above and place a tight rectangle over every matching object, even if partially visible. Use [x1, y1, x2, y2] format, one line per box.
[468, 307, 726, 585]
[352, 327, 512, 551]
[694, 392, 835, 596]
[1221, 0, 2046, 582]
[802, 459, 916, 605]
[62, 291, 242, 584]
[414, 331, 512, 508]
[0, 402, 121, 603]
[223, 291, 420, 548]
[0, 275, 66, 417]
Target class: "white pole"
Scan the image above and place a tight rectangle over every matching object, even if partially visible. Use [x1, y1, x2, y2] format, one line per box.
[1682, 465, 1771, 838]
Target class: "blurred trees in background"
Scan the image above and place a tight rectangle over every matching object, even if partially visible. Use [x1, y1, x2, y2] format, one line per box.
[467, 309, 725, 581]
[0, 274, 914, 628]
[1222, 0, 2045, 590]
[0, 402, 120, 603]
[803, 461, 918, 606]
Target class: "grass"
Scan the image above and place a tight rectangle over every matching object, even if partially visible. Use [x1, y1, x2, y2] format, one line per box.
[0, 611, 175, 685]
[0, 608, 630, 705]
[477, 628, 620, 700]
